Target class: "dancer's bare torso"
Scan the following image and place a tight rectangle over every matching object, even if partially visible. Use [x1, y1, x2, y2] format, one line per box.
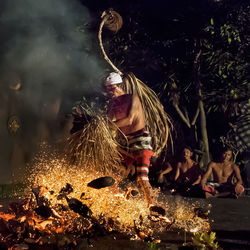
[108, 94, 146, 135]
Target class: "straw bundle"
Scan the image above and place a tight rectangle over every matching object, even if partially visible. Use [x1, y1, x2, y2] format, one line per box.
[68, 107, 122, 174]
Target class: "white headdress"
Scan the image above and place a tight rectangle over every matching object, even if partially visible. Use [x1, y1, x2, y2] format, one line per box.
[105, 72, 123, 85]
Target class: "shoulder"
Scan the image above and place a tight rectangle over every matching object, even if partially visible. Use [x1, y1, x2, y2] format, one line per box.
[208, 161, 217, 168]
[115, 94, 132, 104]
[131, 94, 140, 102]
[232, 163, 240, 170]
[131, 94, 142, 108]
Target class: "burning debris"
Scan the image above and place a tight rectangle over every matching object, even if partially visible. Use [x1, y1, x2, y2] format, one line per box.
[65, 196, 92, 218]
[0, 185, 210, 248]
[0, 150, 211, 249]
[149, 205, 166, 217]
[0, 182, 119, 249]
[57, 183, 74, 200]
[87, 176, 115, 189]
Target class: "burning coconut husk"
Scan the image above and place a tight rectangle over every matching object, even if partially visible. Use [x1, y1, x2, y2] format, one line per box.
[87, 176, 115, 189]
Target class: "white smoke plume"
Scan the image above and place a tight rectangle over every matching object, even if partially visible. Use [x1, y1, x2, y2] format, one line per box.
[0, 0, 108, 184]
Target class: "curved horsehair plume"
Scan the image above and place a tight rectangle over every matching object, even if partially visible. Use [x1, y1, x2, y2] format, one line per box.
[99, 9, 123, 75]
[123, 73, 173, 157]
[99, 10, 173, 157]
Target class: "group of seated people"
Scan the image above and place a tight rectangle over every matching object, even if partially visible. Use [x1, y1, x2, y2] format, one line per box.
[150, 146, 245, 199]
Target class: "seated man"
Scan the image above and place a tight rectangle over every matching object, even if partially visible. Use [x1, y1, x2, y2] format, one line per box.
[173, 146, 202, 197]
[201, 147, 244, 198]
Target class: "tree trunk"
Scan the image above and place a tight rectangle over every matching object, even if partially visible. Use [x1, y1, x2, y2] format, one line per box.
[198, 96, 210, 169]
[194, 42, 210, 169]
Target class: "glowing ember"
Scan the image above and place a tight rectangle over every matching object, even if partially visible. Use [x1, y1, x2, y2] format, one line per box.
[25, 147, 210, 233]
[28, 157, 150, 229]
[0, 146, 211, 248]
[0, 212, 15, 221]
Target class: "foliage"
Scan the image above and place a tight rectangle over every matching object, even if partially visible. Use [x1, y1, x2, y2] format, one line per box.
[84, 0, 250, 157]
[182, 231, 220, 250]
[192, 231, 220, 249]
[148, 241, 160, 250]
[202, 4, 250, 114]
[102, 1, 249, 108]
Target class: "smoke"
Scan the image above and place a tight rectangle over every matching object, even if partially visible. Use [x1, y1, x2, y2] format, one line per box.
[0, 0, 108, 183]
[0, 0, 106, 102]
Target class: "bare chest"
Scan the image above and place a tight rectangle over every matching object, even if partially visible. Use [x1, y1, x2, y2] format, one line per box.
[214, 163, 233, 180]
[110, 95, 132, 120]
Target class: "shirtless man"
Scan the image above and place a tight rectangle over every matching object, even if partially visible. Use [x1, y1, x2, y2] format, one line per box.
[174, 147, 202, 196]
[104, 72, 157, 209]
[201, 147, 244, 198]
